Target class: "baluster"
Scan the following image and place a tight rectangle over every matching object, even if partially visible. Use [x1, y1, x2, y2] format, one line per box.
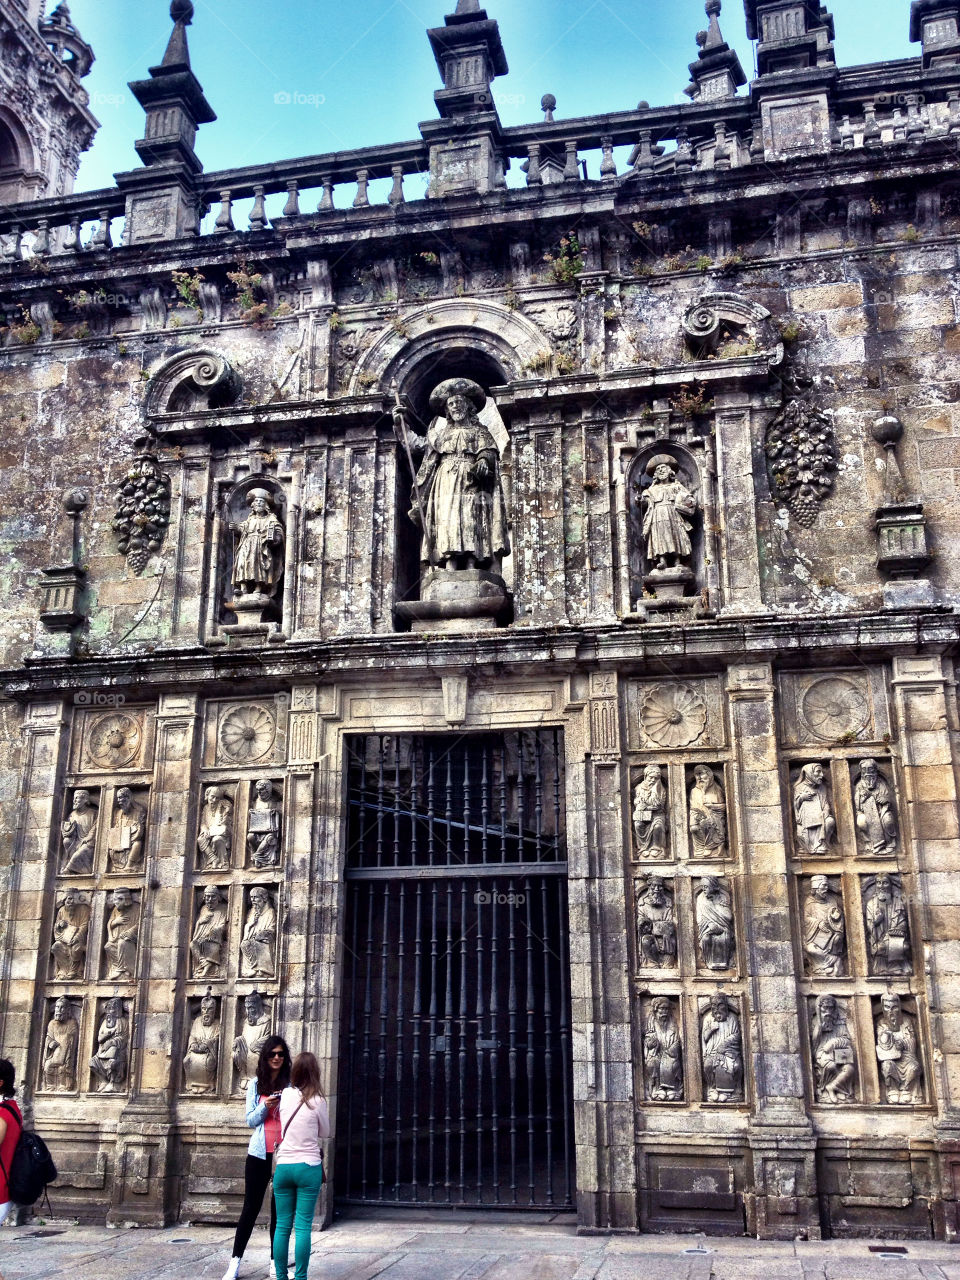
[675, 127, 694, 174]
[353, 168, 370, 208]
[525, 143, 542, 186]
[563, 139, 579, 181]
[32, 218, 50, 257]
[214, 189, 235, 233]
[281, 179, 300, 217]
[318, 174, 334, 211]
[62, 216, 82, 253]
[839, 114, 855, 150]
[906, 93, 926, 140]
[248, 185, 268, 232]
[90, 209, 112, 250]
[388, 164, 405, 207]
[633, 129, 656, 177]
[2, 225, 23, 262]
[600, 134, 617, 179]
[864, 100, 882, 147]
[713, 122, 731, 170]
[749, 126, 764, 163]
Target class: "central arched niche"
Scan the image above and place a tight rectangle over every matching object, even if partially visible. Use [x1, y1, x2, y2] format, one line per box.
[389, 342, 514, 630]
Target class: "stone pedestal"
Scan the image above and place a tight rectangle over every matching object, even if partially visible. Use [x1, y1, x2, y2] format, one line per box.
[396, 567, 510, 632]
[642, 565, 696, 616]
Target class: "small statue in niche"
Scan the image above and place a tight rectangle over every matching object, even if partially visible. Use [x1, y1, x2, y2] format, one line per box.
[183, 991, 221, 1096]
[875, 993, 923, 1104]
[108, 787, 147, 873]
[230, 489, 285, 600]
[701, 993, 744, 1103]
[89, 997, 130, 1093]
[635, 876, 677, 968]
[689, 765, 727, 858]
[802, 875, 846, 977]
[633, 765, 668, 859]
[51, 887, 91, 980]
[811, 994, 857, 1104]
[640, 454, 698, 572]
[853, 759, 898, 857]
[61, 789, 98, 875]
[190, 885, 229, 980]
[103, 887, 140, 982]
[197, 785, 234, 869]
[240, 887, 277, 978]
[643, 997, 684, 1101]
[247, 779, 282, 868]
[793, 763, 836, 855]
[864, 873, 912, 975]
[42, 996, 79, 1092]
[233, 992, 273, 1088]
[696, 876, 735, 971]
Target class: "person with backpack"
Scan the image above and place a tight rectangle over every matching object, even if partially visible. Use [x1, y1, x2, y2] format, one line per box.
[271, 1052, 329, 1280]
[0, 1058, 23, 1226]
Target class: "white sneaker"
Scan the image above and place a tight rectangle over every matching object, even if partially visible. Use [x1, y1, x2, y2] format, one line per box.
[221, 1258, 241, 1280]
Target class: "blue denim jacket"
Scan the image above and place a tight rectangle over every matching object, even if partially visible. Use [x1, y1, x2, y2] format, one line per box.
[245, 1076, 271, 1160]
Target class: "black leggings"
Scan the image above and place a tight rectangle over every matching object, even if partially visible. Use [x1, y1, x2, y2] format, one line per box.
[232, 1154, 276, 1260]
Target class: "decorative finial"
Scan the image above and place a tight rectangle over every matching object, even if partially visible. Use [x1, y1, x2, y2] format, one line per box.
[541, 93, 556, 122]
[872, 414, 907, 503]
[705, 0, 722, 15]
[454, 0, 481, 12]
[171, 0, 194, 21]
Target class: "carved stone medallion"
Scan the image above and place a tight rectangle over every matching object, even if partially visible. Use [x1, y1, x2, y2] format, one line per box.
[218, 703, 277, 765]
[86, 712, 143, 770]
[639, 683, 707, 749]
[799, 676, 870, 744]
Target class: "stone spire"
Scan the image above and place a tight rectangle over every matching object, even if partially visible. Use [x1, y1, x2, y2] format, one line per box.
[743, 0, 836, 75]
[686, 0, 746, 101]
[38, 1, 94, 77]
[427, 1, 508, 118]
[127, 0, 215, 170]
[910, 2, 960, 68]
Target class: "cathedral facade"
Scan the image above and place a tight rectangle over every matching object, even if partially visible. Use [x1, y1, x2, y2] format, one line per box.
[1, 0, 960, 1241]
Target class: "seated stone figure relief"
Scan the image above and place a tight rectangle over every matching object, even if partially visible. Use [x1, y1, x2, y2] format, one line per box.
[853, 758, 898, 857]
[633, 764, 668, 859]
[696, 876, 735, 971]
[183, 991, 221, 1096]
[635, 876, 677, 969]
[689, 765, 727, 858]
[197, 785, 234, 869]
[792, 763, 836, 855]
[232, 992, 273, 1090]
[190, 885, 229, 980]
[643, 996, 684, 1101]
[801, 875, 846, 977]
[108, 786, 147, 873]
[247, 779, 282, 868]
[875, 994, 923, 1105]
[240, 886, 277, 978]
[60, 789, 98, 875]
[103, 887, 140, 982]
[42, 996, 80, 1092]
[89, 997, 130, 1094]
[51, 887, 91, 980]
[225, 486, 286, 628]
[863, 873, 912, 976]
[700, 993, 744, 1103]
[811, 993, 857, 1104]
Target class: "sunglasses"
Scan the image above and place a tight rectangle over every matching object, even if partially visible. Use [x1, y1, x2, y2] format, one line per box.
[268, 1052, 286, 1060]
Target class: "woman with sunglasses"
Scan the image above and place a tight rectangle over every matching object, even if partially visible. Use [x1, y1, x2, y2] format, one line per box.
[222, 1035, 292, 1280]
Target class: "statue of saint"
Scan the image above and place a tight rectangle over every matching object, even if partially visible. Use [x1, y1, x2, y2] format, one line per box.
[633, 765, 668, 859]
[793, 763, 836, 855]
[636, 877, 677, 968]
[864, 873, 912, 975]
[700, 993, 744, 1103]
[108, 787, 147, 873]
[190, 885, 229, 980]
[640, 455, 698, 571]
[51, 887, 90, 980]
[875, 994, 923, 1104]
[240, 887, 277, 978]
[61, 789, 98, 875]
[811, 994, 857, 1104]
[643, 997, 684, 1101]
[853, 759, 898, 857]
[394, 378, 510, 572]
[247, 779, 282, 868]
[802, 875, 846, 976]
[696, 876, 735, 971]
[231, 489, 285, 599]
[103, 887, 140, 982]
[183, 993, 221, 1095]
[197, 785, 234, 869]
[89, 997, 130, 1093]
[233, 992, 273, 1088]
[689, 766, 727, 857]
[42, 996, 79, 1092]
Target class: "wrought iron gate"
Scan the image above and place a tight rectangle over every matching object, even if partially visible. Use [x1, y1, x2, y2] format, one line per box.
[336, 731, 575, 1210]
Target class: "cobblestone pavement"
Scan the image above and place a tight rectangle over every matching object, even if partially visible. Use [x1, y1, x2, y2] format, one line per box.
[2, 1214, 960, 1280]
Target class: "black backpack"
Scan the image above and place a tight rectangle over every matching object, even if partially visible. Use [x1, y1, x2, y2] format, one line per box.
[0, 1101, 57, 1207]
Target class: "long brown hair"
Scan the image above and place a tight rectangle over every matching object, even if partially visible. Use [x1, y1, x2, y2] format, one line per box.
[255, 1035, 291, 1098]
[290, 1051, 325, 1105]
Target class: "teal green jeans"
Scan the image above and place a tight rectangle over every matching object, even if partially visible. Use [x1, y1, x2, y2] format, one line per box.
[272, 1161, 323, 1280]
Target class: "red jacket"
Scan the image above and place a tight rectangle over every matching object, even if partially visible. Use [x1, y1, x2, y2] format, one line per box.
[0, 1100, 22, 1204]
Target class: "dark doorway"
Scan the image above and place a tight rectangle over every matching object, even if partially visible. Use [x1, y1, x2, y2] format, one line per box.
[336, 731, 575, 1210]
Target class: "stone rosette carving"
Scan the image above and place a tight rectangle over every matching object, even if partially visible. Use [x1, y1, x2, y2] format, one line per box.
[183, 991, 221, 1096]
[85, 711, 143, 770]
[875, 994, 923, 1105]
[642, 996, 684, 1101]
[764, 387, 838, 527]
[111, 455, 172, 575]
[218, 702, 277, 765]
[799, 676, 870, 744]
[811, 994, 858, 1104]
[90, 997, 130, 1094]
[42, 995, 81, 1093]
[640, 683, 706, 749]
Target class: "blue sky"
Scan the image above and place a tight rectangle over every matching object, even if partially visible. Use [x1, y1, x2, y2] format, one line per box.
[69, 0, 916, 192]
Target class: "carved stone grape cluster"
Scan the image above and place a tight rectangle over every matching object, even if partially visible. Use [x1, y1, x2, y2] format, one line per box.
[765, 392, 838, 527]
[112, 455, 172, 574]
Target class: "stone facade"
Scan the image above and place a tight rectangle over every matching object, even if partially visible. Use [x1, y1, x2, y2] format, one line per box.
[0, 0, 959, 1243]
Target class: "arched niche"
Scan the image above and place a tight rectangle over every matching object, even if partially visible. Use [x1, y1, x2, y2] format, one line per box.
[219, 477, 288, 629]
[627, 441, 706, 608]
[145, 349, 242, 421]
[0, 110, 33, 201]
